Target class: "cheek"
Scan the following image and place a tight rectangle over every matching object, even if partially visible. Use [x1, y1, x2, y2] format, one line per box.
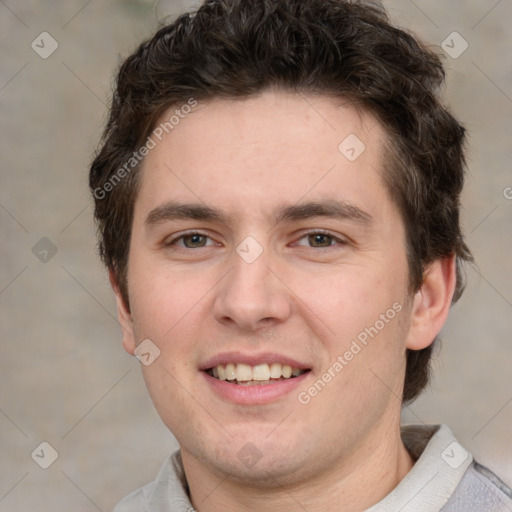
[128, 261, 205, 340]
[296, 267, 398, 336]
[294, 263, 410, 389]
[129, 267, 208, 421]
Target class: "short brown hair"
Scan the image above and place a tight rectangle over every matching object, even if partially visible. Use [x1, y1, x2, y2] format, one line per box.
[89, 0, 472, 403]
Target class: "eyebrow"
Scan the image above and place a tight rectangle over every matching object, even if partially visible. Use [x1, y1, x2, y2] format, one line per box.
[144, 199, 373, 229]
[272, 200, 372, 227]
[145, 203, 227, 227]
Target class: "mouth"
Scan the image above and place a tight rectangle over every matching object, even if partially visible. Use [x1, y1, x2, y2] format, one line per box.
[205, 362, 310, 386]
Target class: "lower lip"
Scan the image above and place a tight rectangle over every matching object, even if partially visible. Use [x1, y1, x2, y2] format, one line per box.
[202, 371, 310, 405]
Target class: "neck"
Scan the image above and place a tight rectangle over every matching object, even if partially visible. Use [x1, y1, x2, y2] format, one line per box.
[182, 424, 414, 512]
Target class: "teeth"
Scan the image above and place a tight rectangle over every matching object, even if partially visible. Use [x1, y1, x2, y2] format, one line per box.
[225, 363, 236, 380]
[252, 364, 270, 381]
[236, 363, 253, 382]
[209, 362, 306, 382]
[269, 363, 282, 379]
[282, 365, 292, 378]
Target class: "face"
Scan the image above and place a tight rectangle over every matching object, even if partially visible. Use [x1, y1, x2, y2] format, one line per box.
[116, 90, 434, 488]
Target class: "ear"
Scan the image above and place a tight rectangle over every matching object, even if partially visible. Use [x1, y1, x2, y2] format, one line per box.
[405, 255, 457, 351]
[109, 269, 136, 356]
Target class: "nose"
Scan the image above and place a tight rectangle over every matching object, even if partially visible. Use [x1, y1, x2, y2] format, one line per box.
[212, 247, 292, 332]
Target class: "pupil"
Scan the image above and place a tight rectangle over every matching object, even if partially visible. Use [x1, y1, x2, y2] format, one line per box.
[310, 234, 331, 247]
[185, 234, 205, 248]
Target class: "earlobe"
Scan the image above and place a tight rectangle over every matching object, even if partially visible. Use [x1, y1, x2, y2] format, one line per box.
[109, 269, 137, 356]
[405, 256, 457, 351]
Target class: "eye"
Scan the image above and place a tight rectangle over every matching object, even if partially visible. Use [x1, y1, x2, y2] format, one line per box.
[294, 231, 345, 248]
[166, 232, 215, 249]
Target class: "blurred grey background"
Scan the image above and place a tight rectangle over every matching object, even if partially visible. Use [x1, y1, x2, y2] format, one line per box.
[1, 0, 511, 510]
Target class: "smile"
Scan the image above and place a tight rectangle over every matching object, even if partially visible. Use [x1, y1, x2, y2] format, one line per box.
[205, 362, 308, 385]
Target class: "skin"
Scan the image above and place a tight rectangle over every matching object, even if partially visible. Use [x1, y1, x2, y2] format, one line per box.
[113, 89, 456, 511]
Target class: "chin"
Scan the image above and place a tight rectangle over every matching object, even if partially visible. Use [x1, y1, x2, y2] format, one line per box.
[186, 427, 316, 487]
[211, 450, 307, 488]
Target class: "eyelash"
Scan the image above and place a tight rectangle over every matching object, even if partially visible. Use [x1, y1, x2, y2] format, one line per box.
[165, 230, 347, 249]
[165, 231, 216, 249]
[293, 230, 347, 249]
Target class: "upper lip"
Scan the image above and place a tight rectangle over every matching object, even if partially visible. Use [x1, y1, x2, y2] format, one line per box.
[199, 352, 311, 370]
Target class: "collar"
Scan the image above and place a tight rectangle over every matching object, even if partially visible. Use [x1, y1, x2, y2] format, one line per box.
[145, 424, 472, 511]
[366, 424, 473, 511]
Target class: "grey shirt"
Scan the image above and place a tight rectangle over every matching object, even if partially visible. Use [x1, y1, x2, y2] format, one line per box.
[114, 424, 512, 511]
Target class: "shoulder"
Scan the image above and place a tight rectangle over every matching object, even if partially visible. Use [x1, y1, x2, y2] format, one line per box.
[112, 450, 194, 512]
[443, 461, 512, 511]
[368, 424, 511, 511]
[113, 481, 153, 511]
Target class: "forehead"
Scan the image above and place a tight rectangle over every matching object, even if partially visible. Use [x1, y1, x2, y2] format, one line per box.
[136, 89, 392, 223]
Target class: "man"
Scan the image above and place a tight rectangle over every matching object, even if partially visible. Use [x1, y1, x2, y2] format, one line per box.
[89, 0, 511, 510]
